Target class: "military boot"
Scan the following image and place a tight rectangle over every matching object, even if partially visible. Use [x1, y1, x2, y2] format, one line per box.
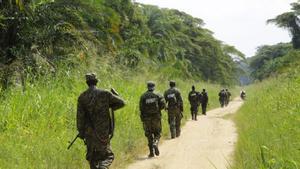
[148, 146, 154, 158]
[153, 140, 160, 156]
[176, 129, 181, 137]
[170, 128, 176, 139]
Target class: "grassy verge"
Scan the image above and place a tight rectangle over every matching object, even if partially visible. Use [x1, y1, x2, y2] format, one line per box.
[0, 67, 227, 169]
[232, 76, 300, 169]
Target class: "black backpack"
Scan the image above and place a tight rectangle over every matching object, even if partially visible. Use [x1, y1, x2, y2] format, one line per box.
[189, 92, 198, 103]
[167, 93, 177, 106]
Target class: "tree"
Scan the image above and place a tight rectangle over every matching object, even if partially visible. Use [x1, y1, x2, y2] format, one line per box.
[268, 2, 300, 49]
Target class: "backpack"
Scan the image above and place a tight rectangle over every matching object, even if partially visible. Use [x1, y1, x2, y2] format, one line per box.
[145, 96, 159, 113]
[167, 93, 177, 106]
[189, 92, 198, 103]
[221, 91, 226, 98]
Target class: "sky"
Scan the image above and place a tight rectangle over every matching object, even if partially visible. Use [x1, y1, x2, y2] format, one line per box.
[135, 0, 296, 57]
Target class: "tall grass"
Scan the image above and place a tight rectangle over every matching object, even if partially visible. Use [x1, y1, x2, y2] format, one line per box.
[0, 67, 227, 169]
[233, 75, 300, 169]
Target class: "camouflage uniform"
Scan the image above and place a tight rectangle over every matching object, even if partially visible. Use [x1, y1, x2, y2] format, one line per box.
[188, 89, 200, 120]
[201, 90, 208, 115]
[77, 74, 125, 169]
[225, 89, 231, 106]
[140, 82, 165, 157]
[164, 81, 183, 139]
[218, 89, 226, 108]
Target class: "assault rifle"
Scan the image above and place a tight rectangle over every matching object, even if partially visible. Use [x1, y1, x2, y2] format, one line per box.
[109, 88, 119, 139]
[67, 87, 120, 150]
[67, 134, 79, 150]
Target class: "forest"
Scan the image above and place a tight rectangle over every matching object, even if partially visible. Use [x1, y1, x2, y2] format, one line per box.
[0, 0, 245, 91]
[0, 0, 300, 169]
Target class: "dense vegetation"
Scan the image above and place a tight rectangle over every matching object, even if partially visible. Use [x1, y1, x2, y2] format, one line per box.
[233, 1, 300, 168]
[0, 68, 226, 169]
[233, 69, 300, 169]
[0, 0, 244, 90]
[0, 0, 243, 168]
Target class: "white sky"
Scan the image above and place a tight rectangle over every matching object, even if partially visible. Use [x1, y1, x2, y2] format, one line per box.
[135, 0, 296, 57]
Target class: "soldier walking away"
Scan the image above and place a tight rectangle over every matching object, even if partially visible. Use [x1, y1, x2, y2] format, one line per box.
[201, 89, 209, 115]
[140, 81, 165, 158]
[188, 85, 200, 120]
[164, 80, 184, 139]
[218, 89, 226, 108]
[225, 89, 231, 107]
[77, 73, 125, 169]
[240, 90, 246, 100]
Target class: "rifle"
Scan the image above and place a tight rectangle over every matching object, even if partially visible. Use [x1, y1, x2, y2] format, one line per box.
[67, 134, 79, 150]
[109, 88, 119, 139]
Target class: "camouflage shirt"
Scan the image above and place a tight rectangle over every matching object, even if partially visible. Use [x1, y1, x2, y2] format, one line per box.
[164, 87, 183, 111]
[77, 86, 125, 139]
[139, 90, 165, 120]
[188, 90, 200, 106]
[201, 91, 208, 104]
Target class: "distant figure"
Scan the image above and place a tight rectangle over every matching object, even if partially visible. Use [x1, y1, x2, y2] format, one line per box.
[164, 80, 184, 139]
[218, 89, 227, 108]
[225, 89, 231, 106]
[77, 73, 125, 169]
[139, 81, 165, 158]
[201, 89, 209, 115]
[188, 85, 201, 120]
[240, 90, 246, 100]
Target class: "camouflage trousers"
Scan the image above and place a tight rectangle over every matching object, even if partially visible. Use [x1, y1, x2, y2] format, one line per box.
[143, 116, 162, 148]
[85, 135, 114, 169]
[201, 103, 207, 115]
[219, 99, 225, 108]
[225, 98, 230, 106]
[167, 109, 182, 138]
[190, 105, 199, 120]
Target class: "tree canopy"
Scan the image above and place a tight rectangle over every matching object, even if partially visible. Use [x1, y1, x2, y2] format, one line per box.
[0, 0, 244, 89]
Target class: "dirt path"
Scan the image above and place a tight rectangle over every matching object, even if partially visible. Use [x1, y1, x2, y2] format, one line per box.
[127, 98, 243, 169]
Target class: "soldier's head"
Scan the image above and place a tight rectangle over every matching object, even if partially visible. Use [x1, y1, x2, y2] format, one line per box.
[147, 81, 156, 91]
[169, 80, 176, 88]
[192, 85, 195, 91]
[85, 73, 98, 86]
[203, 89, 206, 92]
[225, 88, 228, 91]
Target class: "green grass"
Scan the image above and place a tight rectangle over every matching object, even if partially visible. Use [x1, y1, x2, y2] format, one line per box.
[0, 68, 228, 169]
[232, 75, 300, 169]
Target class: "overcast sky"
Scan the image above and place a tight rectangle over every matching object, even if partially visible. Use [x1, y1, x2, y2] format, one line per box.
[135, 0, 295, 57]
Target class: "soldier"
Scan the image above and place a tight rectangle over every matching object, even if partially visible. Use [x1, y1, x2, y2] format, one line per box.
[201, 89, 209, 115]
[225, 89, 231, 106]
[164, 80, 183, 139]
[188, 85, 200, 121]
[77, 73, 125, 169]
[218, 89, 226, 108]
[139, 81, 165, 158]
[240, 90, 246, 100]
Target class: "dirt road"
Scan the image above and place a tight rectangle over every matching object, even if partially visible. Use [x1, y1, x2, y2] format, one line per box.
[127, 98, 243, 169]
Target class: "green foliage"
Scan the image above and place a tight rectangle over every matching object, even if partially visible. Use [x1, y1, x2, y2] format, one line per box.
[268, 2, 300, 49]
[0, 67, 223, 169]
[233, 75, 300, 169]
[249, 43, 293, 80]
[0, 0, 243, 89]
